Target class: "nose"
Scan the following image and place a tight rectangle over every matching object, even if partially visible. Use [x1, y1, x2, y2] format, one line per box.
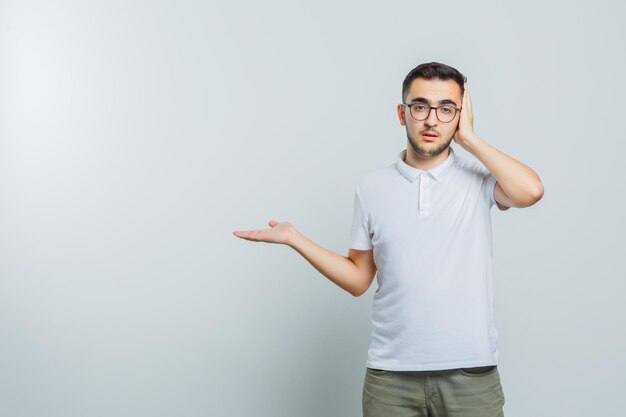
[424, 107, 438, 127]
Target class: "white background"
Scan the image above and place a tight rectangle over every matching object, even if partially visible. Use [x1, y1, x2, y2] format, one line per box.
[1, 1, 624, 416]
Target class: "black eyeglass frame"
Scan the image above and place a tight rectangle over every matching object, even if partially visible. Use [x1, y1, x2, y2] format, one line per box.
[402, 103, 462, 123]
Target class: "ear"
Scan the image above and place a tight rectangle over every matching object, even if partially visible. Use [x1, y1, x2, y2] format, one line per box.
[397, 104, 406, 126]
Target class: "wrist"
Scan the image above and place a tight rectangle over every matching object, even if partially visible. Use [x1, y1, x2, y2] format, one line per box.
[461, 133, 483, 153]
[286, 227, 303, 248]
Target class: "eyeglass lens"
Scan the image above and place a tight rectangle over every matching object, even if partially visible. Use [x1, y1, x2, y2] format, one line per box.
[409, 104, 457, 122]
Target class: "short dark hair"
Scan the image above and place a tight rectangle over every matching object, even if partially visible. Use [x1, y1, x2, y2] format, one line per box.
[402, 62, 466, 103]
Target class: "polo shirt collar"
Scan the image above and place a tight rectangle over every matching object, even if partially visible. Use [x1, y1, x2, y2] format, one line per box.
[396, 146, 456, 183]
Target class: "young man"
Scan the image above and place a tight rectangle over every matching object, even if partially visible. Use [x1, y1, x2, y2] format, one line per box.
[233, 62, 544, 417]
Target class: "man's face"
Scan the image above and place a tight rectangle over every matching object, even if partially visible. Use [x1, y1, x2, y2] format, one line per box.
[397, 78, 463, 158]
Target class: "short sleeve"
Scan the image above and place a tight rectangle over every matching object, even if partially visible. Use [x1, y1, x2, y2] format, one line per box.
[483, 173, 497, 208]
[349, 185, 373, 250]
[475, 161, 497, 208]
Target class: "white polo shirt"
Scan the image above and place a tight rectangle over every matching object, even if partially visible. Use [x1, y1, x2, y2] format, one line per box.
[349, 146, 506, 371]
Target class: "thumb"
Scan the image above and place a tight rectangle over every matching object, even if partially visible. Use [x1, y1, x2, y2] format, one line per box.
[268, 219, 278, 227]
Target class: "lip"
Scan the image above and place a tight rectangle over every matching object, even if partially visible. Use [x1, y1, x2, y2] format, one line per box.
[422, 133, 438, 141]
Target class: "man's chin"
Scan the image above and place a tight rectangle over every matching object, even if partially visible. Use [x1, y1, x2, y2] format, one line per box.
[407, 130, 453, 157]
[410, 142, 450, 157]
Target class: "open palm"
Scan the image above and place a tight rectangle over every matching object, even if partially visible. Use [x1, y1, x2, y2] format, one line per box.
[232, 219, 295, 245]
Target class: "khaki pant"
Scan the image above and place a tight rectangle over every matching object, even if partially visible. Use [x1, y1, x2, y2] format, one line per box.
[362, 365, 505, 417]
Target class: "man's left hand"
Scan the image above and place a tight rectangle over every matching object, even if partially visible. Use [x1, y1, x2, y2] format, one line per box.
[453, 81, 477, 147]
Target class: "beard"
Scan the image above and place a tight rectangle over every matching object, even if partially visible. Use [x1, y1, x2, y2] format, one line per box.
[406, 129, 454, 157]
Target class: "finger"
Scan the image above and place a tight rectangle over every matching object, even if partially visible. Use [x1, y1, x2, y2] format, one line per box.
[461, 87, 467, 110]
[463, 91, 471, 112]
[233, 230, 262, 240]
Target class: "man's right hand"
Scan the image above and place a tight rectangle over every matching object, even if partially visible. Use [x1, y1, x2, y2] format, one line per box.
[232, 219, 296, 246]
[232, 220, 375, 297]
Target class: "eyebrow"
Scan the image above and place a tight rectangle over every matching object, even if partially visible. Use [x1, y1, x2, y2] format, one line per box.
[408, 97, 458, 107]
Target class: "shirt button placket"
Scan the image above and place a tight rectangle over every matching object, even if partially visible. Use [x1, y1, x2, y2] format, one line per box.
[419, 172, 430, 216]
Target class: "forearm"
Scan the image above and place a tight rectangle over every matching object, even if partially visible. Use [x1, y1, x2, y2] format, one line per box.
[287, 230, 363, 297]
[463, 134, 544, 205]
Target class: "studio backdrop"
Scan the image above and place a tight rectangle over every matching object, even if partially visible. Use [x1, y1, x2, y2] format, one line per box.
[1, 1, 624, 416]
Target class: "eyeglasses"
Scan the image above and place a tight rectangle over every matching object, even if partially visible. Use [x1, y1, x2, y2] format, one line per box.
[402, 102, 461, 123]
